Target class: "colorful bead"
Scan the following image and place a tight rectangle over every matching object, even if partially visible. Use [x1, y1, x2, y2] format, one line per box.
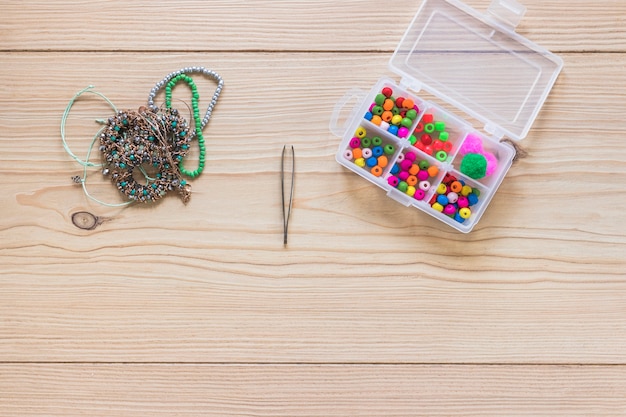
[418, 160, 430, 170]
[361, 137, 371, 148]
[375, 94, 386, 105]
[355, 158, 365, 167]
[382, 87, 393, 97]
[424, 123, 435, 133]
[432, 202, 444, 212]
[439, 131, 449, 141]
[461, 185, 472, 196]
[372, 146, 384, 157]
[443, 204, 457, 215]
[406, 109, 417, 120]
[343, 149, 353, 160]
[372, 136, 383, 146]
[418, 180, 430, 191]
[427, 165, 439, 177]
[362, 148, 373, 158]
[371, 115, 382, 126]
[435, 150, 448, 162]
[437, 194, 449, 206]
[398, 171, 409, 181]
[352, 148, 362, 160]
[383, 99, 394, 111]
[435, 121, 446, 131]
[371, 165, 383, 177]
[406, 175, 418, 186]
[398, 127, 409, 138]
[372, 106, 383, 116]
[387, 175, 399, 187]
[459, 207, 471, 219]
[417, 169, 429, 181]
[422, 114, 434, 123]
[391, 114, 403, 125]
[406, 185, 416, 197]
[414, 189, 425, 200]
[397, 181, 408, 193]
[404, 151, 416, 162]
[408, 164, 420, 176]
[349, 137, 361, 148]
[388, 125, 399, 136]
[366, 157, 378, 167]
[355, 127, 366, 138]
[390, 163, 400, 175]
[384, 144, 395, 155]
[436, 183, 448, 194]
[457, 196, 469, 208]
[447, 192, 459, 204]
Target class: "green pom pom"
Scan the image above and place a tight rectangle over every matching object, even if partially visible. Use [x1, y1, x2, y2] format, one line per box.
[460, 153, 487, 179]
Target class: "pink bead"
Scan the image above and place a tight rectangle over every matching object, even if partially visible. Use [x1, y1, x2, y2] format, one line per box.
[459, 133, 484, 155]
[380, 121, 390, 131]
[404, 151, 416, 162]
[418, 180, 430, 191]
[349, 137, 361, 149]
[343, 149, 353, 160]
[443, 204, 456, 215]
[400, 159, 413, 171]
[414, 189, 425, 200]
[417, 170, 429, 181]
[387, 175, 400, 187]
[398, 127, 409, 138]
[398, 171, 410, 181]
[485, 151, 498, 176]
[457, 196, 469, 208]
[396, 152, 405, 162]
[369, 103, 376, 112]
[447, 192, 459, 204]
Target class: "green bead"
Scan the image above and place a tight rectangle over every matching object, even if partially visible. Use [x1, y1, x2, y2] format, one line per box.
[371, 136, 382, 146]
[439, 131, 449, 141]
[383, 144, 395, 155]
[435, 121, 446, 131]
[405, 109, 417, 120]
[418, 160, 429, 170]
[397, 181, 408, 193]
[360, 137, 371, 148]
[401, 117, 413, 128]
[374, 94, 386, 106]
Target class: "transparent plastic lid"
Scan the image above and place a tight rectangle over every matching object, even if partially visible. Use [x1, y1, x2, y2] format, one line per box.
[390, 0, 563, 140]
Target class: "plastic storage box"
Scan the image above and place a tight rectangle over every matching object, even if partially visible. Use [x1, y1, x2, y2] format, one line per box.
[330, 0, 563, 232]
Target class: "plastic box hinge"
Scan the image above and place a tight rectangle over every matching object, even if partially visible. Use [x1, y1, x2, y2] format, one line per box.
[399, 77, 422, 94]
[487, 0, 526, 29]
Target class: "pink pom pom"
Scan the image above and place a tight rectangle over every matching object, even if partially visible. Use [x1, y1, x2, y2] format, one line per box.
[459, 133, 484, 155]
[484, 151, 498, 176]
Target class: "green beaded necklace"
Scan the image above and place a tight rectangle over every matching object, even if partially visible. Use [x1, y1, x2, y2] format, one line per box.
[165, 74, 205, 179]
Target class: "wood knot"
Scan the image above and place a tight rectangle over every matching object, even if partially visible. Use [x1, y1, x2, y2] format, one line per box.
[71, 211, 101, 230]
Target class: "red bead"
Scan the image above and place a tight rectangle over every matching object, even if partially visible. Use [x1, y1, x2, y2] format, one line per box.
[382, 87, 393, 97]
[395, 97, 405, 108]
[422, 113, 434, 123]
[423, 145, 433, 155]
[433, 140, 444, 151]
[414, 122, 424, 133]
[443, 141, 453, 152]
[420, 134, 432, 145]
[415, 141, 425, 152]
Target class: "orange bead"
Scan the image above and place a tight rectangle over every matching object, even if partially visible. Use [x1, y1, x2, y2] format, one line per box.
[352, 148, 362, 159]
[371, 165, 383, 177]
[383, 99, 394, 111]
[381, 111, 393, 123]
[427, 165, 439, 177]
[377, 155, 388, 168]
[406, 175, 418, 186]
[408, 163, 420, 176]
[450, 181, 463, 193]
[402, 98, 415, 109]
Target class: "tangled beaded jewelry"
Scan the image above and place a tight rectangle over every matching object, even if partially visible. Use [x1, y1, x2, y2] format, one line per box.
[62, 66, 223, 206]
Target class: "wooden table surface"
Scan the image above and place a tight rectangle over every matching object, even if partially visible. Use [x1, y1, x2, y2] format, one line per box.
[2, 0, 626, 415]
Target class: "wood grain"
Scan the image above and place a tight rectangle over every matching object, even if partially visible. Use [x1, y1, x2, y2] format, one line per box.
[1, 0, 626, 414]
[2, 364, 626, 416]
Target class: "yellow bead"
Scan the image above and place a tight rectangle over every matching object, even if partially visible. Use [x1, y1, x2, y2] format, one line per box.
[437, 183, 447, 194]
[391, 114, 403, 126]
[355, 127, 367, 139]
[432, 202, 444, 212]
[461, 185, 472, 196]
[459, 207, 471, 219]
[355, 157, 366, 167]
[406, 186, 416, 197]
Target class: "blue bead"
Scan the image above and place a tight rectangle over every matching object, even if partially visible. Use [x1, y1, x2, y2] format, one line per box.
[372, 146, 384, 157]
[437, 195, 449, 206]
[390, 163, 400, 175]
[454, 213, 465, 223]
[119, 163, 126, 169]
[388, 125, 399, 136]
[468, 194, 479, 206]
[364, 112, 373, 121]
[172, 121, 177, 127]
[366, 157, 378, 167]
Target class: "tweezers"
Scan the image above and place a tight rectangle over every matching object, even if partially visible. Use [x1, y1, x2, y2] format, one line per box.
[281, 145, 295, 245]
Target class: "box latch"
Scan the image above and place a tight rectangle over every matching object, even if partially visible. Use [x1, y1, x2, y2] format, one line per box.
[487, 0, 526, 29]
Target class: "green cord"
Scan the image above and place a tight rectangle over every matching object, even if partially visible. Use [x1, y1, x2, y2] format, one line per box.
[165, 74, 205, 178]
[61, 85, 132, 207]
